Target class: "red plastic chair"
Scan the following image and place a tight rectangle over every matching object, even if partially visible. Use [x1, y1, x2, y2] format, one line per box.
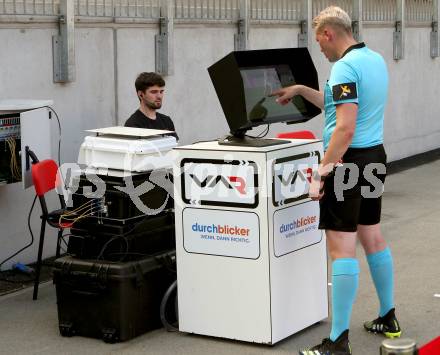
[31, 159, 69, 300]
[276, 130, 316, 139]
[420, 336, 440, 354]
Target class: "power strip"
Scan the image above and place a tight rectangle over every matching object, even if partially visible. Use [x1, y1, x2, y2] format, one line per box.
[0, 116, 20, 140]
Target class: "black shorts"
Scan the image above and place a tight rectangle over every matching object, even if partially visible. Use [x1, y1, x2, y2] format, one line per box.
[318, 144, 387, 232]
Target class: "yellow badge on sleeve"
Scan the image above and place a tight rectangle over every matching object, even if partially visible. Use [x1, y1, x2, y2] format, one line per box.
[332, 82, 357, 101]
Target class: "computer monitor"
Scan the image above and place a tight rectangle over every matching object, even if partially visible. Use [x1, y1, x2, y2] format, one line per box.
[208, 48, 321, 146]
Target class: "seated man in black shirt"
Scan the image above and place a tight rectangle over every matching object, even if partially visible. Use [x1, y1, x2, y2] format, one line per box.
[125, 72, 178, 140]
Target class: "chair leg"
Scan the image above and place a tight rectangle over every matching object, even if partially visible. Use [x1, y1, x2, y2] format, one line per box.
[56, 229, 63, 258]
[33, 218, 47, 301]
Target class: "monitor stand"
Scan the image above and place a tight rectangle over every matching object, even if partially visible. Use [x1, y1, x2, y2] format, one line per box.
[218, 135, 290, 147]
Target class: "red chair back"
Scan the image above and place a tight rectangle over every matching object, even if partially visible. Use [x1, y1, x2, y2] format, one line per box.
[420, 336, 440, 354]
[31, 159, 62, 196]
[276, 130, 316, 139]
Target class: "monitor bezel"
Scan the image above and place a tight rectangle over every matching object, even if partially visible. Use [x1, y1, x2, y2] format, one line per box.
[208, 48, 321, 138]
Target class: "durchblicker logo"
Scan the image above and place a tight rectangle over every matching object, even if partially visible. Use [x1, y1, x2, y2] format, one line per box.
[192, 222, 251, 243]
[191, 222, 250, 237]
[273, 201, 322, 257]
[279, 215, 317, 237]
[183, 208, 260, 259]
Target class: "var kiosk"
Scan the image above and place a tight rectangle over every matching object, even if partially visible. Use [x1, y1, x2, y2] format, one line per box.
[174, 48, 328, 344]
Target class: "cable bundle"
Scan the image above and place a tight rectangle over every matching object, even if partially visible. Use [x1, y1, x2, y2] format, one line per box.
[5, 137, 21, 180]
[59, 199, 106, 227]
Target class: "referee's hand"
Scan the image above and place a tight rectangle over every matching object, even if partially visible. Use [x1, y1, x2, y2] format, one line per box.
[270, 86, 298, 105]
[309, 179, 325, 201]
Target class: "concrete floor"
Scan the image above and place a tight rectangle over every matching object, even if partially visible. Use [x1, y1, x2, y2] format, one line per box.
[1, 160, 439, 355]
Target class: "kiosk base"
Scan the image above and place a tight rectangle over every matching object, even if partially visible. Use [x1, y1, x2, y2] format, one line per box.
[218, 135, 289, 147]
[174, 139, 328, 344]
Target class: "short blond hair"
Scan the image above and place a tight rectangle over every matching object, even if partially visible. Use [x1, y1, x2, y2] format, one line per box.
[312, 6, 352, 34]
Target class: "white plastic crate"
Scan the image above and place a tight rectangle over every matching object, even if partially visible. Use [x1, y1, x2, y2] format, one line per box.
[78, 135, 177, 172]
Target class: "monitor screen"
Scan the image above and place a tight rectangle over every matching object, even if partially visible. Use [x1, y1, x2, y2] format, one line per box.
[207, 48, 321, 138]
[240, 64, 307, 123]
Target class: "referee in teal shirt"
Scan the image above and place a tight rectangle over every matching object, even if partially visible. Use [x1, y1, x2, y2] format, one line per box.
[272, 6, 401, 355]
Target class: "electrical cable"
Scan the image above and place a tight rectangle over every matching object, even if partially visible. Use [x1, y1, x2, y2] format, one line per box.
[58, 199, 106, 226]
[245, 124, 270, 139]
[44, 106, 62, 167]
[96, 236, 126, 261]
[95, 217, 155, 261]
[59, 234, 69, 251]
[59, 205, 104, 223]
[61, 199, 95, 215]
[60, 233, 86, 258]
[62, 233, 85, 240]
[160, 280, 179, 332]
[67, 211, 171, 261]
[0, 195, 37, 270]
[60, 206, 103, 220]
[120, 237, 130, 262]
[0, 107, 63, 274]
[5, 137, 21, 180]
[43, 106, 66, 201]
[257, 124, 270, 138]
[258, 124, 270, 137]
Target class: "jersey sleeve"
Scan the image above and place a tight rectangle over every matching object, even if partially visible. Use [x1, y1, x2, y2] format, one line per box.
[328, 61, 359, 105]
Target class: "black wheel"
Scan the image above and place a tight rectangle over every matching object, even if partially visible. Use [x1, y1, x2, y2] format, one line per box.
[102, 329, 118, 343]
[59, 324, 75, 337]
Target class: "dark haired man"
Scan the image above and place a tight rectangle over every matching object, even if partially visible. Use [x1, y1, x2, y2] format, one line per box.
[125, 72, 178, 140]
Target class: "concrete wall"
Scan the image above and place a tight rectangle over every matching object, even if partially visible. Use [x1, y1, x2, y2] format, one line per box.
[0, 21, 439, 268]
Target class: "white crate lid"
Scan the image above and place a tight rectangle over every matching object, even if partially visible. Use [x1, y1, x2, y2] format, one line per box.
[81, 135, 177, 154]
[86, 126, 174, 138]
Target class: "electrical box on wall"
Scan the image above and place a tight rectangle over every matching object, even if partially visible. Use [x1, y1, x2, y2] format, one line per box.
[0, 100, 53, 189]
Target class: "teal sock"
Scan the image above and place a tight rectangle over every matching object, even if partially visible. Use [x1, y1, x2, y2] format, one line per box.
[367, 247, 394, 317]
[330, 258, 359, 341]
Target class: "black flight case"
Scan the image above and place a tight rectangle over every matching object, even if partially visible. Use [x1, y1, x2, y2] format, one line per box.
[53, 251, 176, 343]
[67, 169, 175, 260]
[67, 212, 176, 260]
[70, 169, 173, 220]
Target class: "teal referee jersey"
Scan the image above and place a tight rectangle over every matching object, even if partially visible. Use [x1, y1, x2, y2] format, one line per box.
[323, 42, 388, 150]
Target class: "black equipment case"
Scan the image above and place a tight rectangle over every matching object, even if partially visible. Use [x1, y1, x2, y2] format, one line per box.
[71, 170, 173, 220]
[53, 252, 176, 343]
[67, 212, 176, 260]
